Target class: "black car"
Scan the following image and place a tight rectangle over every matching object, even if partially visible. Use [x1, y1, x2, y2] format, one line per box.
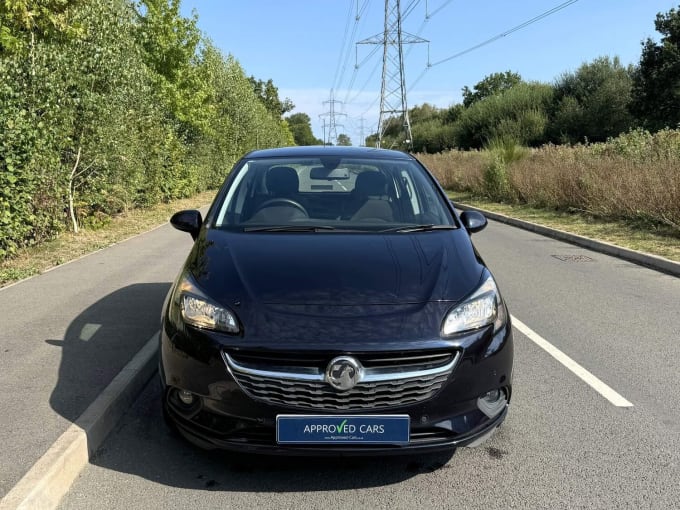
[161, 145, 513, 455]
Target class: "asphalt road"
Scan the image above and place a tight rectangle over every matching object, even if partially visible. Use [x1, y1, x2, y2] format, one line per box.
[0, 221, 199, 499]
[3, 217, 679, 509]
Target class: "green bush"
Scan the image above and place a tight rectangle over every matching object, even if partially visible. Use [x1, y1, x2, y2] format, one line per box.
[0, 1, 294, 259]
[453, 83, 553, 149]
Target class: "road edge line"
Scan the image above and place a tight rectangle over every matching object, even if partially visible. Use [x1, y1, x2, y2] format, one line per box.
[512, 316, 634, 408]
[456, 203, 680, 278]
[0, 333, 159, 510]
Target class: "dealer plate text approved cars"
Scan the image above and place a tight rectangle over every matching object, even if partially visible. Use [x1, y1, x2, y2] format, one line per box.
[161, 145, 513, 455]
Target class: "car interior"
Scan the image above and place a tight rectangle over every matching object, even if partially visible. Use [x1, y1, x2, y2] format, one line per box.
[216, 158, 450, 229]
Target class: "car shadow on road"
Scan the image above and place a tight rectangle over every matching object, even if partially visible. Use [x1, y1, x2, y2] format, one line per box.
[48, 282, 454, 493]
[47, 282, 170, 423]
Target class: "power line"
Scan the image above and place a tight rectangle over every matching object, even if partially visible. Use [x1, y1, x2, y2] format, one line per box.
[360, 94, 381, 117]
[401, 0, 421, 21]
[402, 0, 453, 75]
[425, 0, 455, 20]
[347, 55, 382, 104]
[335, 1, 373, 107]
[430, 0, 581, 67]
[331, 1, 356, 92]
[407, 67, 429, 94]
[352, 0, 578, 142]
[343, 44, 382, 105]
[332, 0, 372, 95]
[407, 0, 581, 92]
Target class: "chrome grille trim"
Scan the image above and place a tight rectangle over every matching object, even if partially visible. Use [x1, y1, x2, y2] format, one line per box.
[222, 351, 460, 411]
[223, 352, 458, 383]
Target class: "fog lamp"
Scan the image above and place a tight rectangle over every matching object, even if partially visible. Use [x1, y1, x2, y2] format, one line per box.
[178, 390, 195, 405]
[477, 388, 507, 418]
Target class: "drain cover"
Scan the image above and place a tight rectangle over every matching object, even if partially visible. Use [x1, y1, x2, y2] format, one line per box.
[552, 254, 594, 262]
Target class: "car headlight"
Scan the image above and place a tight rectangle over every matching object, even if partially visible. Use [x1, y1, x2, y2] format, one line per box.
[173, 272, 240, 334]
[181, 294, 239, 333]
[442, 272, 506, 336]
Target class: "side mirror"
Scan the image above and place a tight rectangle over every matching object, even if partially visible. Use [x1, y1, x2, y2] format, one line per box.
[460, 210, 487, 234]
[170, 210, 203, 240]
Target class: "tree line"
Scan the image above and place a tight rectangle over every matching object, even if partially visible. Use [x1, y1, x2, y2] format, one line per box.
[2, 3, 678, 257]
[369, 5, 680, 153]
[0, 0, 294, 258]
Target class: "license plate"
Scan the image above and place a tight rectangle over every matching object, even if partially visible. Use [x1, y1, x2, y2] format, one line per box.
[276, 415, 410, 444]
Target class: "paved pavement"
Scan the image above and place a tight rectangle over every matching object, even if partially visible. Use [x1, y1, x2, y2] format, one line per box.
[2, 217, 679, 509]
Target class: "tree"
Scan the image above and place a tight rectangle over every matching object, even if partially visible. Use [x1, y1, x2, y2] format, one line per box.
[454, 82, 554, 149]
[411, 120, 455, 153]
[408, 103, 443, 124]
[0, 0, 83, 52]
[443, 104, 464, 124]
[56, 1, 176, 230]
[136, 0, 209, 139]
[286, 113, 322, 145]
[337, 133, 351, 146]
[552, 56, 634, 143]
[367, 104, 453, 149]
[0, 0, 297, 257]
[461, 71, 522, 107]
[630, 5, 680, 130]
[249, 76, 294, 118]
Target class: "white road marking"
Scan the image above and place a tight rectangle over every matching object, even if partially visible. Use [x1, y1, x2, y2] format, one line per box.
[79, 323, 102, 341]
[511, 315, 634, 408]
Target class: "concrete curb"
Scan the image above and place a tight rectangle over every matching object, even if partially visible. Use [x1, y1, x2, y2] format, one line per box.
[457, 203, 680, 278]
[0, 334, 159, 510]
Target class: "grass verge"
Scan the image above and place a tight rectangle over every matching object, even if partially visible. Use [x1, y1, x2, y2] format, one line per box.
[450, 192, 680, 263]
[0, 190, 216, 288]
[2, 188, 677, 289]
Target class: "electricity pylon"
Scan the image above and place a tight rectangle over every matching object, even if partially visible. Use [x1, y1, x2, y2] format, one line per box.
[358, 0, 427, 149]
[319, 89, 346, 146]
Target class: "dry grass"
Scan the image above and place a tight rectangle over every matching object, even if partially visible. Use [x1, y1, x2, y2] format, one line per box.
[419, 150, 486, 191]
[417, 131, 680, 263]
[418, 131, 680, 232]
[449, 192, 680, 263]
[0, 190, 216, 288]
[508, 147, 680, 230]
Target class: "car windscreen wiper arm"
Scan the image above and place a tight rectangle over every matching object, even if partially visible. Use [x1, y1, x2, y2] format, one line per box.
[381, 224, 457, 233]
[243, 225, 337, 232]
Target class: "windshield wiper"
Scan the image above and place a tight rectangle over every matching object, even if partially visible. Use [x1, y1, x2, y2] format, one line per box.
[381, 224, 457, 233]
[243, 225, 337, 232]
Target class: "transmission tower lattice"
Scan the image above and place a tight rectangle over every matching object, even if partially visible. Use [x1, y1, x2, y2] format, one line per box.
[319, 89, 346, 146]
[358, 0, 427, 149]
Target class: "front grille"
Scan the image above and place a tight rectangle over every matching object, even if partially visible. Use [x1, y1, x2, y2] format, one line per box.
[222, 350, 460, 411]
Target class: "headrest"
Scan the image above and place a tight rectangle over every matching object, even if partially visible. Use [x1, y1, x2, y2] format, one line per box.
[266, 166, 299, 195]
[354, 171, 387, 197]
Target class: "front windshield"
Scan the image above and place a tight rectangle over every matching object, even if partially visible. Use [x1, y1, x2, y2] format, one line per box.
[213, 156, 455, 231]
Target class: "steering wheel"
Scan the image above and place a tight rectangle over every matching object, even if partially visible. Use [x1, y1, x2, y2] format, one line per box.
[255, 198, 308, 217]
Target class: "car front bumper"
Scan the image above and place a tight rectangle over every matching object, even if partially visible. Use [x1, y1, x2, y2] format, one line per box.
[159, 312, 513, 455]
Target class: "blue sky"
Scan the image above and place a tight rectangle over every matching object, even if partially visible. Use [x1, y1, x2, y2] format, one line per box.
[180, 0, 679, 145]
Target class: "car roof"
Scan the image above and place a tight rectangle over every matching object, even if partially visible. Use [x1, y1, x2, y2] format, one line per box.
[243, 145, 415, 161]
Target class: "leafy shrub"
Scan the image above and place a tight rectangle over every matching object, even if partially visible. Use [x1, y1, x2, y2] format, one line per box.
[453, 83, 553, 149]
[0, 1, 294, 259]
